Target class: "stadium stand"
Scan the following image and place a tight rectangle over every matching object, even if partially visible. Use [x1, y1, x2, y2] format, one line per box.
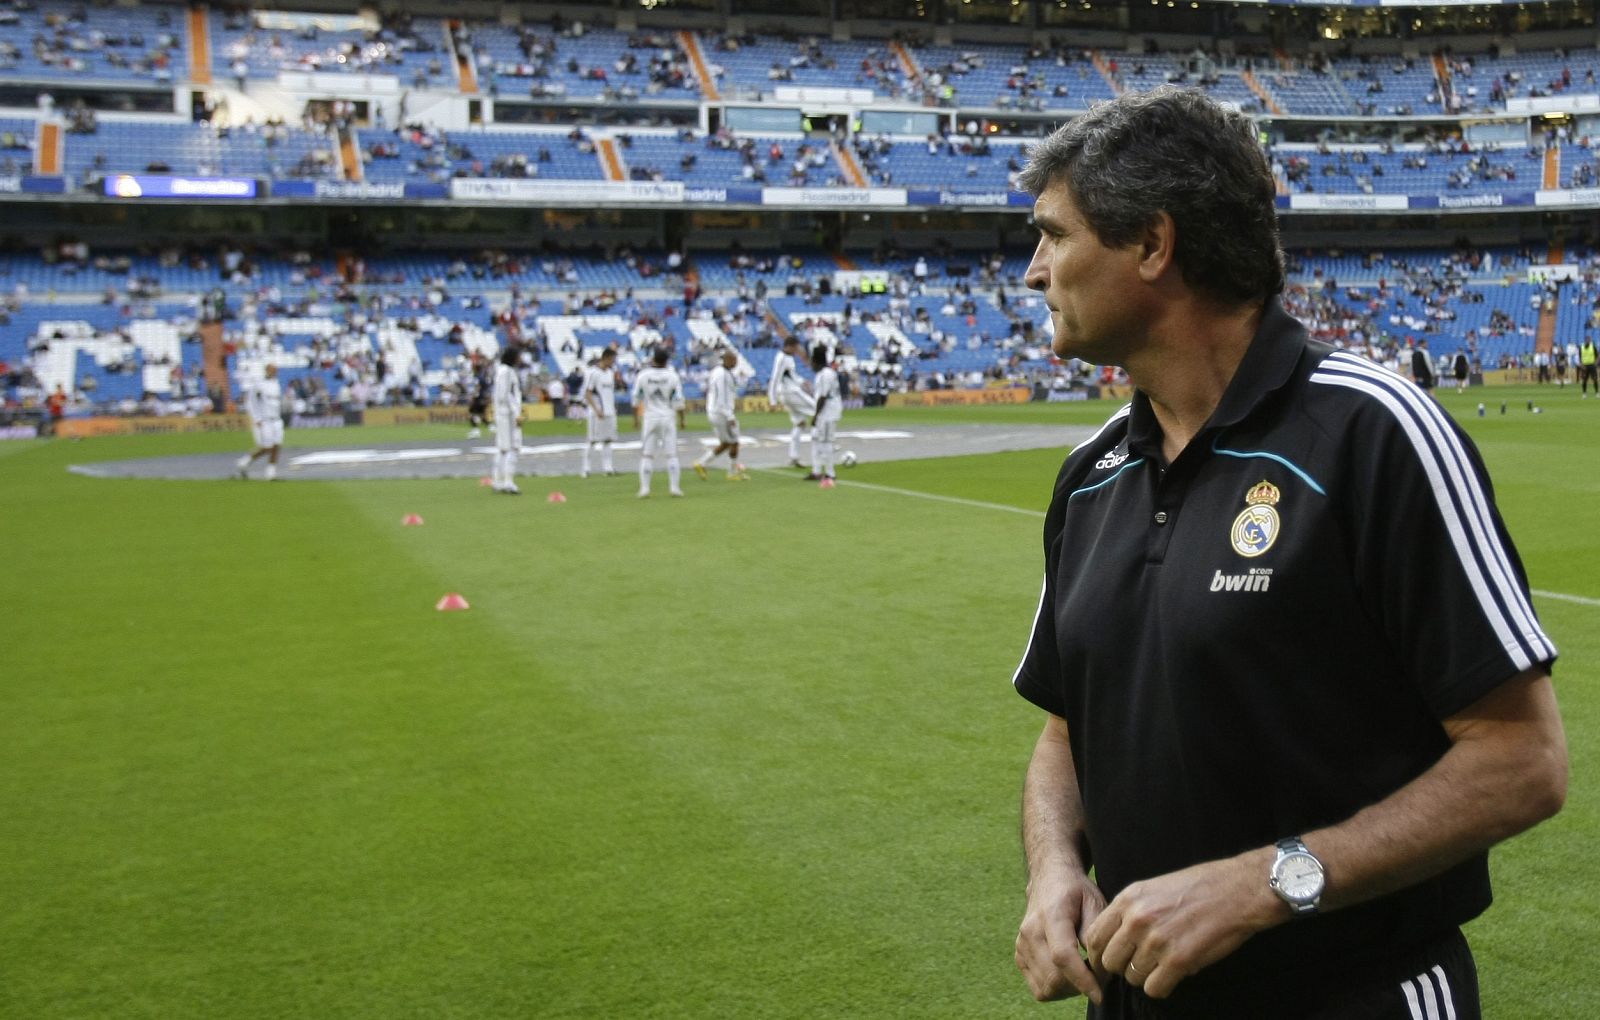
[0, 0, 184, 84]
[4, 1, 1600, 424]
[358, 124, 605, 183]
[462, 21, 698, 101]
[213, 10, 453, 89]
[62, 117, 339, 180]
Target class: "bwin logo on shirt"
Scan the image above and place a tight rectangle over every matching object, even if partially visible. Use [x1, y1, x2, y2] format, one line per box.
[1095, 449, 1130, 470]
[1210, 568, 1273, 593]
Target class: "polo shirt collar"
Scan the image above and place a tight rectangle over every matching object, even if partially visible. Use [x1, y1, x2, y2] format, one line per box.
[1127, 297, 1307, 457]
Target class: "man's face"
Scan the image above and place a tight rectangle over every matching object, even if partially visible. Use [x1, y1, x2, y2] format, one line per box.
[1024, 183, 1145, 364]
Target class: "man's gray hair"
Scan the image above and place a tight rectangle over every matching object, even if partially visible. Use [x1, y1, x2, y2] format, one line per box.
[1019, 87, 1285, 304]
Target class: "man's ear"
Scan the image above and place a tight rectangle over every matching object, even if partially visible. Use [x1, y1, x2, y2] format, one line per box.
[1137, 211, 1177, 284]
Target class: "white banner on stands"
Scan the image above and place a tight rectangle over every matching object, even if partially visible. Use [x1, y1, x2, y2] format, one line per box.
[1504, 95, 1600, 115]
[1535, 188, 1600, 207]
[760, 187, 908, 207]
[449, 179, 685, 204]
[1287, 194, 1409, 211]
[1527, 264, 1580, 283]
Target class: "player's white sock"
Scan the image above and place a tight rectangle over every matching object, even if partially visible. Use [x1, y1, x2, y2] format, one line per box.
[821, 441, 835, 477]
[504, 449, 518, 486]
[789, 426, 802, 461]
[638, 454, 652, 495]
[580, 444, 591, 476]
[810, 432, 820, 473]
[602, 444, 614, 473]
[265, 464, 277, 481]
[667, 457, 681, 492]
[696, 449, 714, 467]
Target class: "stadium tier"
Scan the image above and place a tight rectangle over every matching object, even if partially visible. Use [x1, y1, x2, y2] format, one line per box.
[213, 11, 454, 88]
[0, 0, 184, 85]
[4, 1, 1600, 420]
[2, 239, 1578, 413]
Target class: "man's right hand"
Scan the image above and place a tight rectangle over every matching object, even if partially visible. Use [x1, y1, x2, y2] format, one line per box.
[1015, 869, 1107, 1004]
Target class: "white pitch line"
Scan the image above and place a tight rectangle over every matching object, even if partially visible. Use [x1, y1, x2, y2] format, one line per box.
[764, 469, 1598, 609]
[1532, 589, 1600, 608]
[757, 468, 1046, 518]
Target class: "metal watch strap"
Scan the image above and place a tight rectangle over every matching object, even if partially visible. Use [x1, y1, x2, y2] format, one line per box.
[1272, 836, 1323, 917]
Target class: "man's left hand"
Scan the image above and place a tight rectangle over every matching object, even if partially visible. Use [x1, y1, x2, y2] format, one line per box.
[1082, 850, 1280, 1000]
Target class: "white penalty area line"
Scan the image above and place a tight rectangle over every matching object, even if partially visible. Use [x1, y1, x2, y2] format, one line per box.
[758, 469, 1598, 609]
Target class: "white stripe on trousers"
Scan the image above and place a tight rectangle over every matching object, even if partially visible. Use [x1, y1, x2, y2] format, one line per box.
[1401, 964, 1458, 1020]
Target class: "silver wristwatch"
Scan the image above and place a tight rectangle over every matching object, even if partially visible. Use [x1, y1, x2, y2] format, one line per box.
[1269, 837, 1325, 917]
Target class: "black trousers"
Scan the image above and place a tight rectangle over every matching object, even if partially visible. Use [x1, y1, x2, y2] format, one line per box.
[1091, 928, 1480, 1020]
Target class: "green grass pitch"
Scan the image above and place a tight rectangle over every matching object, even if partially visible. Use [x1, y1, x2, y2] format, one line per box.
[1, 385, 1595, 1018]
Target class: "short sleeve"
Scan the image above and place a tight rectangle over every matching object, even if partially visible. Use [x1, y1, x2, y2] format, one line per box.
[1343, 391, 1557, 718]
[1012, 532, 1066, 717]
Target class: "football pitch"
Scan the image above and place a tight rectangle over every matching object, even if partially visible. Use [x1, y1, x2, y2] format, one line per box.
[2, 387, 1596, 1019]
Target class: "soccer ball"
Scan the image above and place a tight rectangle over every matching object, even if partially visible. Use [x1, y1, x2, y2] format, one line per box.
[840, 450, 858, 467]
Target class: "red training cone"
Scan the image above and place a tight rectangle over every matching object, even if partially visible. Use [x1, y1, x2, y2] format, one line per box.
[435, 593, 470, 611]
[402, 513, 424, 526]
[547, 491, 567, 503]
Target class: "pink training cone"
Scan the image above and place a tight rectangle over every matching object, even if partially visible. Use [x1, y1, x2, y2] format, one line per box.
[435, 593, 470, 611]
[479, 476, 493, 487]
[547, 491, 567, 503]
[402, 514, 424, 526]
[819, 477, 836, 489]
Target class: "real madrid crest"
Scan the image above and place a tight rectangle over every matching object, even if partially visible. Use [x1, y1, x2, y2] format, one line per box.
[1230, 480, 1281, 558]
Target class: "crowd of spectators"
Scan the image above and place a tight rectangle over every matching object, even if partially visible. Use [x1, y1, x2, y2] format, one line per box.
[6, 233, 1597, 420]
[466, 17, 697, 103]
[220, 9, 444, 87]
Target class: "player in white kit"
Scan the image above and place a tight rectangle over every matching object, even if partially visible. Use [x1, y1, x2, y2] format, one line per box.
[580, 347, 619, 478]
[631, 346, 686, 498]
[693, 347, 749, 481]
[235, 363, 284, 480]
[810, 343, 843, 484]
[491, 346, 523, 494]
[767, 335, 816, 471]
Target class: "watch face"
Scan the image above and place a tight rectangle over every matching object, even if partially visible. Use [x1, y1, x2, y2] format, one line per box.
[1276, 852, 1325, 901]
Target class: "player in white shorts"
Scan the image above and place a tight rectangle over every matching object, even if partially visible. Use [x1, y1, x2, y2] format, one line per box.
[767, 334, 816, 471]
[810, 343, 842, 483]
[580, 347, 619, 478]
[694, 347, 749, 481]
[491, 346, 522, 494]
[236, 363, 284, 480]
[631, 346, 686, 498]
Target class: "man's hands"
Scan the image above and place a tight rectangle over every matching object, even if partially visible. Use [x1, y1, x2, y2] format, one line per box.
[1014, 869, 1107, 1003]
[1081, 850, 1282, 1000]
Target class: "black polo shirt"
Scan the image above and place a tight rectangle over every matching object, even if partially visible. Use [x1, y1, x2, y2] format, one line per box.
[1013, 300, 1557, 1015]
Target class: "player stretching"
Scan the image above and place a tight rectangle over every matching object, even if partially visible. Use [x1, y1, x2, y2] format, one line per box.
[235, 363, 283, 480]
[632, 347, 686, 498]
[491, 346, 522, 495]
[694, 347, 749, 481]
[580, 347, 619, 478]
[810, 343, 842, 484]
[767, 335, 817, 472]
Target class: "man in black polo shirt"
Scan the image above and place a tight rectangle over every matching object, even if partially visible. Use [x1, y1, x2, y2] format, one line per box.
[1010, 87, 1567, 1019]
